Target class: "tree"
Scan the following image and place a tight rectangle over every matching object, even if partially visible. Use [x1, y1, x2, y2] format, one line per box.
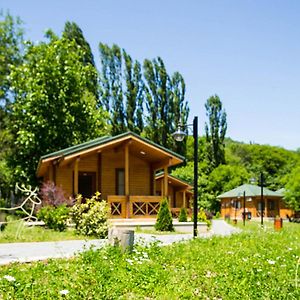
[123, 49, 144, 134]
[143, 57, 189, 153]
[155, 198, 174, 231]
[62, 21, 98, 99]
[0, 12, 24, 105]
[205, 95, 227, 168]
[284, 166, 300, 211]
[0, 12, 24, 195]
[99, 43, 125, 135]
[9, 36, 109, 185]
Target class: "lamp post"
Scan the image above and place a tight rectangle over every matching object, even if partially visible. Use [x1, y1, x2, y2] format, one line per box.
[172, 116, 198, 238]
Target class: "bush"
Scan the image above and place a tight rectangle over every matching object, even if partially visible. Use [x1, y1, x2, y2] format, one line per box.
[39, 181, 72, 207]
[70, 192, 109, 238]
[37, 205, 69, 231]
[155, 198, 174, 231]
[178, 207, 188, 222]
[197, 208, 211, 228]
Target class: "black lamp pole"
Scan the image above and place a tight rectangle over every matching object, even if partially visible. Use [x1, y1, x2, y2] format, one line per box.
[172, 116, 198, 238]
[193, 116, 198, 238]
[260, 172, 264, 226]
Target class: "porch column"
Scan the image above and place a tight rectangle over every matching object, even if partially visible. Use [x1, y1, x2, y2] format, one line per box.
[152, 169, 156, 196]
[74, 157, 80, 195]
[265, 198, 268, 218]
[163, 166, 168, 198]
[125, 144, 130, 218]
[183, 190, 186, 208]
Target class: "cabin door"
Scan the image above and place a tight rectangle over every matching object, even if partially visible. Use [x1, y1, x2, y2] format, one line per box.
[78, 172, 96, 199]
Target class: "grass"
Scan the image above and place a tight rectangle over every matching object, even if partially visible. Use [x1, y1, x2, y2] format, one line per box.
[0, 222, 299, 299]
[0, 219, 91, 243]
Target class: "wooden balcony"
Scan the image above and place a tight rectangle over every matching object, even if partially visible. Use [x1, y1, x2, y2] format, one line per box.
[107, 195, 162, 218]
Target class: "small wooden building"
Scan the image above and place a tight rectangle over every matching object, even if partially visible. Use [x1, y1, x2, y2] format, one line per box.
[36, 132, 186, 218]
[218, 184, 293, 219]
[155, 173, 193, 216]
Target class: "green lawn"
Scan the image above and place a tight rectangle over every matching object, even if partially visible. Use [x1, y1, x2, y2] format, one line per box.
[0, 222, 299, 299]
[0, 219, 90, 243]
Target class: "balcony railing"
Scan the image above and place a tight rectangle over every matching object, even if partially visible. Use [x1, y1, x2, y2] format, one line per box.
[107, 195, 162, 218]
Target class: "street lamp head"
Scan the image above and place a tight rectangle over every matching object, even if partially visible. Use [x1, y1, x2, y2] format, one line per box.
[172, 126, 186, 142]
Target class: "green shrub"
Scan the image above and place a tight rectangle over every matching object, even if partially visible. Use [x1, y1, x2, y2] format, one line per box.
[70, 192, 109, 238]
[37, 205, 69, 232]
[198, 208, 211, 228]
[178, 207, 188, 222]
[155, 198, 174, 231]
[214, 211, 221, 219]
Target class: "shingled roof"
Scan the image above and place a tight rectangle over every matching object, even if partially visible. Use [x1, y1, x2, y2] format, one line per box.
[217, 184, 281, 199]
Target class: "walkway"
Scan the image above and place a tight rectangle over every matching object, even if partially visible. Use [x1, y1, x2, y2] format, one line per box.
[0, 220, 239, 265]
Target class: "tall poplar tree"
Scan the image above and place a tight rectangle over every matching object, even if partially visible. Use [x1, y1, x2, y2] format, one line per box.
[143, 57, 189, 153]
[62, 21, 98, 99]
[205, 95, 227, 168]
[123, 49, 144, 134]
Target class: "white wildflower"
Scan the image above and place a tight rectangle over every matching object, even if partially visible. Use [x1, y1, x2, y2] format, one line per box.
[3, 275, 15, 282]
[126, 258, 134, 265]
[59, 289, 69, 295]
[267, 259, 276, 265]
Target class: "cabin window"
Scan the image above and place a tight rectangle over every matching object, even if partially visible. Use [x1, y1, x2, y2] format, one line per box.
[116, 168, 125, 195]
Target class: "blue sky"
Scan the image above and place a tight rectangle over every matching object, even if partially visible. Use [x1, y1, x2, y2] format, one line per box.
[2, 0, 300, 150]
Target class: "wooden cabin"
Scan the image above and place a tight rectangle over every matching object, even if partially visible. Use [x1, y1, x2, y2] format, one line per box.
[36, 132, 186, 218]
[218, 184, 293, 219]
[155, 173, 193, 217]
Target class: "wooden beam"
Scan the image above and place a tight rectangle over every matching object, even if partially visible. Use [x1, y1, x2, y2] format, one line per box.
[151, 158, 172, 171]
[152, 169, 156, 196]
[164, 166, 168, 198]
[97, 153, 102, 193]
[125, 144, 129, 196]
[74, 157, 80, 195]
[183, 191, 186, 208]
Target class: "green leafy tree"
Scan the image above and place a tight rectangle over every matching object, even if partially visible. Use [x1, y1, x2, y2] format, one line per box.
[205, 95, 227, 169]
[123, 49, 144, 134]
[284, 166, 300, 211]
[9, 36, 109, 185]
[62, 21, 98, 99]
[99, 43, 125, 135]
[155, 198, 174, 231]
[0, 12, 24, 105]
[0, 12, 24, 195]
[143, 57, 189, 153]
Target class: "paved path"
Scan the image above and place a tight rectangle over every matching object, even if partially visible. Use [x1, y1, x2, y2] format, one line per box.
[0, 220, 239, 265]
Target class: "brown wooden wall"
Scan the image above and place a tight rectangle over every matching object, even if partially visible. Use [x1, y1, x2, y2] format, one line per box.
[44, 148, 152, 199]
[220, 197, 293, 219]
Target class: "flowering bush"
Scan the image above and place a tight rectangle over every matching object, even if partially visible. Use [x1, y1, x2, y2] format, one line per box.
[39, 181, 72, 207]
[37, 205, 70, 231]
[70, 192, 109, 238]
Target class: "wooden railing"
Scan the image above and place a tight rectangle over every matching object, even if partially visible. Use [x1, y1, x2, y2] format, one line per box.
[107, 195, 127, 218]
[129, 196, 162, 218]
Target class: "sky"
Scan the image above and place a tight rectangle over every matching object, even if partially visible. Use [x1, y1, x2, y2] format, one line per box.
[2, 0, 300, 151]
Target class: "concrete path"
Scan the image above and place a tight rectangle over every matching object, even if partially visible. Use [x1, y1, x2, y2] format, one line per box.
[0, 220, 239, 265]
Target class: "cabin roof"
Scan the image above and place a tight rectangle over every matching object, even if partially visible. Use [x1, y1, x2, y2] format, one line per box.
[37, 131, 185, 177]
[155, 172, 193, 192]
[217, 184, 281, 199]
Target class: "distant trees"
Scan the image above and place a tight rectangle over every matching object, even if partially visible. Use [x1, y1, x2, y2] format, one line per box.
[205, 95, 227, 168]
[284, 166, 300, 211]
